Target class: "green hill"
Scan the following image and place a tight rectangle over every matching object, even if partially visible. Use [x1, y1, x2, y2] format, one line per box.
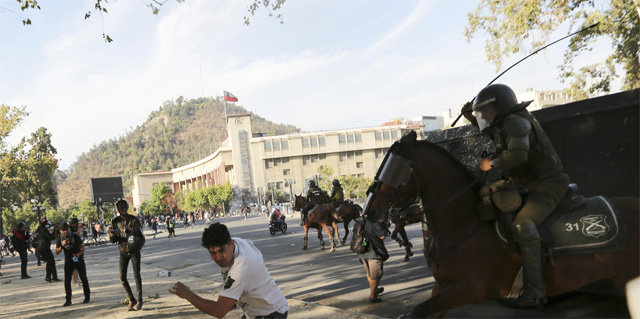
[56, 96, 299, 208]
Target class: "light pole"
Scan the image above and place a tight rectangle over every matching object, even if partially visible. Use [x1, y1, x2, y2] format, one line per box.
[31, 197, 45, 221]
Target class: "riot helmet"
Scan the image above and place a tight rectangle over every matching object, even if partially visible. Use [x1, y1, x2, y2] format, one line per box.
[308, 180, 317, 188]
[332, 179, 341, 187]
[472, 84, 530, 131]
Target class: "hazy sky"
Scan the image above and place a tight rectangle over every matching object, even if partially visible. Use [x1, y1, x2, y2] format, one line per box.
[0, 0, 611, 170]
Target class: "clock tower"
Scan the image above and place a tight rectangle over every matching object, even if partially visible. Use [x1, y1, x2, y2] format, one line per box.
[227, 113, 254, 190]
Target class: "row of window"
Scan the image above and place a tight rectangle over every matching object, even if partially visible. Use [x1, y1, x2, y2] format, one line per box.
[302, 136, 326, 148]
[302, 153, 327, 165]
[338, 150, 362, 161]
[375, 130, 399, 141]
[264, 130, 398, 152]
[338, 133, 362, 144]
[264, 139, 289, 151]
[264, 157, 290, 168]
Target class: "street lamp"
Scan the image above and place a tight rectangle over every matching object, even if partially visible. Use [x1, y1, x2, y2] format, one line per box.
[30, 196, 45, 221]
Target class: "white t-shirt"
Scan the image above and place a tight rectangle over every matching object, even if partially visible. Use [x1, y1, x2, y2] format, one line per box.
[218, 237, 289, 318]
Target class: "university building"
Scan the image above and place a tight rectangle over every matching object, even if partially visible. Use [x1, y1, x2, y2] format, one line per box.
[131, 113, 427, 211]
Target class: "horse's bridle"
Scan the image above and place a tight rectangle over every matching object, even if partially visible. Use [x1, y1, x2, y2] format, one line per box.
[364, 152, 419, 220]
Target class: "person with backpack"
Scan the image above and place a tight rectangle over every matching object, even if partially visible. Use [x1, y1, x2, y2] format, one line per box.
[12, 222, 31, 279]
[108, 200, 145, 311]
[355, 216, 389, 303]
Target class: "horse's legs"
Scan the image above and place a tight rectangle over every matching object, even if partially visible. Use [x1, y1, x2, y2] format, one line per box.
[399, 226, 414, 261]
[341, 220, 349, 245]
[322, 223, 336, 252]
[302, 226, 309, 250]
[317, 228, 325, 250]
[410, 282, 485, 318]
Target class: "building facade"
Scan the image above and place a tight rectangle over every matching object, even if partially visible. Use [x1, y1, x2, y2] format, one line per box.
[131, 113, 427, 211]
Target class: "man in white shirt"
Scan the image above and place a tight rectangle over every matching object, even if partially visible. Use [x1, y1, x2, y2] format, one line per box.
[170, 223, 289, 318]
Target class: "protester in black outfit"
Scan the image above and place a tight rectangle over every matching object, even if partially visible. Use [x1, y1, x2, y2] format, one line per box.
[12, 222, 31, 279]
[37, 218, 60, 282]
[56, 223, 90, 306]
[109, 200, 145, 311]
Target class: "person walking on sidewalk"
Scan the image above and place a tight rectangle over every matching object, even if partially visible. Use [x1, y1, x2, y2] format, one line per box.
[170, 223, 289, 318]
[12, 222, 31, 279]
[37, 218, 60, 283]
[109, 200, 145, 311]
[56, 223, 90, 307]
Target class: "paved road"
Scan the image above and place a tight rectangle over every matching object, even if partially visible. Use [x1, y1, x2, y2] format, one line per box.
[2, 213, 629, 318]
[140, 214, 630, 318]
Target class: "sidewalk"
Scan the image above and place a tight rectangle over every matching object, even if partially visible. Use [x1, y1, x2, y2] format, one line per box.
[0, 231, 381, 319]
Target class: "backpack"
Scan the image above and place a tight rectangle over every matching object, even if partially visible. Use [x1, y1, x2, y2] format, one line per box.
[350, 217, 369, 254]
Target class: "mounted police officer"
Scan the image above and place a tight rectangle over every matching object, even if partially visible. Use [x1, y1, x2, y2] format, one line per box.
[330, 179, 344, 209]
[462, 83, 570, 307]
[300, 180, 328, 226]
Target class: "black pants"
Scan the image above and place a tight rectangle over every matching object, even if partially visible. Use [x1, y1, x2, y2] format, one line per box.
[18, 249, 28, 276]
[64, 257, 90, 301]
[40, 247, 58, 280]
[253, 311, 288, 319]
[119, 251, 142, 302]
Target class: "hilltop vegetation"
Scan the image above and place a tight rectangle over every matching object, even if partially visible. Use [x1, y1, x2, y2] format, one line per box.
[56, 97, 299, 208]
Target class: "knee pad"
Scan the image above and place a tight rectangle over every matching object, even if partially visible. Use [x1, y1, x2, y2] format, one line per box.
[512, 220, 540, 242]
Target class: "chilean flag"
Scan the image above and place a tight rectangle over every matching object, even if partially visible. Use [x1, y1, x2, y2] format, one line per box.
[223, 91, 238, 102]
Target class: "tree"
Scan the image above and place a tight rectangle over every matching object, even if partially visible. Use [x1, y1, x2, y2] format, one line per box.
[21, 127, 59, 207]
[11, 0, 286, 42]
[316, 165, 334, 192]
[147, 183, 173, 216]
[465, 0, 639, 98]
[0, 105, 29, 235]
[67, 201, 98, 223]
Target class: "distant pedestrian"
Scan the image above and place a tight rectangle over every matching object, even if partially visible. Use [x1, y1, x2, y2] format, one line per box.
[167, 217, 176, 238]
[56, 223, 90, 306]
[152, 219, 158, 239]
[12, 222, 31, 279]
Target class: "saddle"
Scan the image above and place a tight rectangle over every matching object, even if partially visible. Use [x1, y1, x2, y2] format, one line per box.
[495, 186, 627, 256]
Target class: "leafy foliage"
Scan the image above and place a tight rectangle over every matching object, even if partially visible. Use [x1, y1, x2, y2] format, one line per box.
[316, 165, 372, 200]
[56, 97, 299, 208]
[465, 0, 639, 98]
[13, 0, 286, 41]
[174, 183, 234, 213]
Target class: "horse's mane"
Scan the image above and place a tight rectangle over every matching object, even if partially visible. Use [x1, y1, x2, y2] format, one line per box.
[413, 140, 477, 183]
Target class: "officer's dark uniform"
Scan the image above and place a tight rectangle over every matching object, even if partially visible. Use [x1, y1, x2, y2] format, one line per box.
[330, 179, 345, 209]
[300, 181, 327, 226]
[463, 83, 569, 307]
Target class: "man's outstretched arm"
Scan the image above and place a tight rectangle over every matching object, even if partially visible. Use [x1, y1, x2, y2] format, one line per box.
[170, 281, 236, 318]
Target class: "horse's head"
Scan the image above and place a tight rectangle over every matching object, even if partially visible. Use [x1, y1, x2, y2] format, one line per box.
[292, 194, 307, 211]
[363, 131, 419, 223]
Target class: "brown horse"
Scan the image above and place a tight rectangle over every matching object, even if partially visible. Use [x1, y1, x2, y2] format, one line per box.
[388, 203, 423, 261]
[363, 131, 639, 317]
[293, 195, 341, 252]
[332, 200, 363, 245]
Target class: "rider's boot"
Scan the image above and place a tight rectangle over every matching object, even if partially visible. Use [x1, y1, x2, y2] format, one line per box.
[300, 211, 305, 226]
[514, 222, 547, 307]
